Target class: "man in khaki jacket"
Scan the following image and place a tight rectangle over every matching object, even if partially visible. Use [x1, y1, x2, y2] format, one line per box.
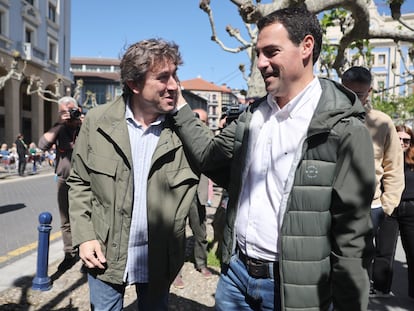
[68, 39, 198, 311]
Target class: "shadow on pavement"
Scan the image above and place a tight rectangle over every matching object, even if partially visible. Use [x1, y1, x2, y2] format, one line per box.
[37, 273, 87, 311]
[368, 259, 413, 310]
[0, 203, 26, 214]
[0, 272, 87, 311]
[123, 294, 215, 311]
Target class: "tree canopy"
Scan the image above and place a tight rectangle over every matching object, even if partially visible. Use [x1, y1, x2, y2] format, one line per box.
[200, 0, 414, 97]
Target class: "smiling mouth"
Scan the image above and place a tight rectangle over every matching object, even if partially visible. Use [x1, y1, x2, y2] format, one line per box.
[263, 70, 279, 80]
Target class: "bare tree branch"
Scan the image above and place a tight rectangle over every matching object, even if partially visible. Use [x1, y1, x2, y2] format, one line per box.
[199, 0, 414, 97]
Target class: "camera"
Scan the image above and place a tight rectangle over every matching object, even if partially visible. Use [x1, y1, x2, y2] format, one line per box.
[69, 108, 81, 120]
[223, 106, 244, 126]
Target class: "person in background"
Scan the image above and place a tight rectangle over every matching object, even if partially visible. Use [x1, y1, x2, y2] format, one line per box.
[28, 142, 40, 174]
[189, 108, 213, 278]
[173, 108, 212, 289]
[67, 38, 199, 311]
[373, 125, 414, 299]
[342, 66, 404, 298]
[173, 7, 376, 311]
[8, 143, 18, 171]
[15, 133, 27, 176]
[38, 96, 82, 271]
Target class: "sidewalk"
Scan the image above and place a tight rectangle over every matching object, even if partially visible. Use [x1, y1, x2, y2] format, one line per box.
[0, 175, 412, 310]
[0, 184, 224, 311]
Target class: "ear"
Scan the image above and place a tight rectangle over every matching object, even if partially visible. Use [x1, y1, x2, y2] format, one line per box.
[126, 81, 140, 94]
[301, 34, 314, 61]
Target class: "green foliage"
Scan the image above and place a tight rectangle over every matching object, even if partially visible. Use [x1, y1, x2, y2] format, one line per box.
[372, 93, 414, 122]
[207, 246, 221, 268]
[349, 39, 374, 67]
[319, 9, 375, 76]
[207, 241, 220, 268]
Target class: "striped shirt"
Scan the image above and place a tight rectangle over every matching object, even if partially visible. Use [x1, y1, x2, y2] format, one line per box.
[124, 103, 164, 284]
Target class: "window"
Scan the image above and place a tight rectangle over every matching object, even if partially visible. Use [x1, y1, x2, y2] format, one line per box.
[25, 28, 32, 43]
[377, 54, 386, 65]
[49, 41, 57, 62]
[25, 0, 35, 5]
[377, 80, 385, 92]
[22, 92, 32, 111]
[0, 11, 3, 35]
[48, 3, 56, 23]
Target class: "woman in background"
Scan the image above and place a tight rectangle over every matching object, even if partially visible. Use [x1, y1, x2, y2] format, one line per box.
[395, 125, 414, 299]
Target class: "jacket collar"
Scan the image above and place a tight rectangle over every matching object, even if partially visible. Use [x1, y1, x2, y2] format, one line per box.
[95, 97, 133, 167]
[307, 78, 366, 136]
[95, 97, 183, 167]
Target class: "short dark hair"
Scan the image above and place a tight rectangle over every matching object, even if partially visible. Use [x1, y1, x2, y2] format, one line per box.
[342, 66, 372, 85]
[257, 7, 322, 64]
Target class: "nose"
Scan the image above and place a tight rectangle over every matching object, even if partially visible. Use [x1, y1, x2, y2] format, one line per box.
[167, 76, 179, 90]
[256, 52, 269, 71]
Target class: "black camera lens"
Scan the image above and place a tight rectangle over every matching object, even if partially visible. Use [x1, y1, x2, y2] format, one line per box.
[70, 108, 81, 120]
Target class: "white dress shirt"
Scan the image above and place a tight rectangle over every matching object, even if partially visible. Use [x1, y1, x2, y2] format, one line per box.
[236, 77, 322, 261]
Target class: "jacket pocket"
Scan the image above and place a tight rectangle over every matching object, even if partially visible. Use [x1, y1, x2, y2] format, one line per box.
[87, 153, 118, 208]
[165, 166, 198, 188]
[91, 207, 110, 256]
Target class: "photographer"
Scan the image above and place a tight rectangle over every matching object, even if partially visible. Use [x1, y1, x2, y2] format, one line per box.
[38, 96, 82, 271]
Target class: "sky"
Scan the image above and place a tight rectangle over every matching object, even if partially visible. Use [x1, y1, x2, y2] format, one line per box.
[71, 0, 414, 91]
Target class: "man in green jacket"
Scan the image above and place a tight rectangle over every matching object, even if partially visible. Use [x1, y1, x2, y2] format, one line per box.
[67, 39, 198, 311]
[173, 7, 375, 311]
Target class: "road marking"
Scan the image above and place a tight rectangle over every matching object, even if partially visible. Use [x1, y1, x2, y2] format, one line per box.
[0, 231, 62, 264]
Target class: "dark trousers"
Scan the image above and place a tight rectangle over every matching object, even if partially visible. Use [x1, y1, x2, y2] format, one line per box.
[18, 155, 26, 175]
[373, 202, 414, 298]
[188, 195, 208, 270]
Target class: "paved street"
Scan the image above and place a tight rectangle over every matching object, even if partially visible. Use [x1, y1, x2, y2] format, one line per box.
[0, 168, 413, 310]
[0, 167, 61, 267]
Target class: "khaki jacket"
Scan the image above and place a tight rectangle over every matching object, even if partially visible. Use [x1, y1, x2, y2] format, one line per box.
[68, 96, 198, 299]
[364, 107, 404, 215]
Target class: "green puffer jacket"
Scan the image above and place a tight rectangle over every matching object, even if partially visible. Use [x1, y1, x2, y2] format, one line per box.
[68, 96, 198, 299]
[174, 78, 375, 311]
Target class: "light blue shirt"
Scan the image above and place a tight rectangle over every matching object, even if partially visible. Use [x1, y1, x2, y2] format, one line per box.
[124, 103, 164, 284]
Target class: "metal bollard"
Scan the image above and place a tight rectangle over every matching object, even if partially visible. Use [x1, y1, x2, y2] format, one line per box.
[32, 212, 52, 291]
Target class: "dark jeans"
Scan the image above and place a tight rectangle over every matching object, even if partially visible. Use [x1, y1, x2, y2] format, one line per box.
[373, 202, 414, 297]
[188, 195, 208, 269]
[369, 207, 385, 282]
[18, 155, 26, 176]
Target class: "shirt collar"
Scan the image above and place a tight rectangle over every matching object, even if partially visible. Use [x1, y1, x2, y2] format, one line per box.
[267, 77, 320, 119]
[125, 100, 165, 128]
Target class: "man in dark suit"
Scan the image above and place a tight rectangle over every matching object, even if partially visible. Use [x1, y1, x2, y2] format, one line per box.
[15, 133, 27, 176]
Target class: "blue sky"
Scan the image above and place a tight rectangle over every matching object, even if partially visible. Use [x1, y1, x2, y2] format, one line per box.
[71, 0, 414, 91]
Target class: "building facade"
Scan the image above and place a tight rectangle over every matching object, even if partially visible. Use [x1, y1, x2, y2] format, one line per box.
[181, 77, 240, 130]
[321, 2, 414, 98]
[70, 57, 122, 110]
[0, 0, 72, 147]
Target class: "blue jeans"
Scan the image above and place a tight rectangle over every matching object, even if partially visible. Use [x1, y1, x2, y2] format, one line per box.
[371, 207, 385, 236]
[88, 273, 169, 311]
[215, 254, 281, 311]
